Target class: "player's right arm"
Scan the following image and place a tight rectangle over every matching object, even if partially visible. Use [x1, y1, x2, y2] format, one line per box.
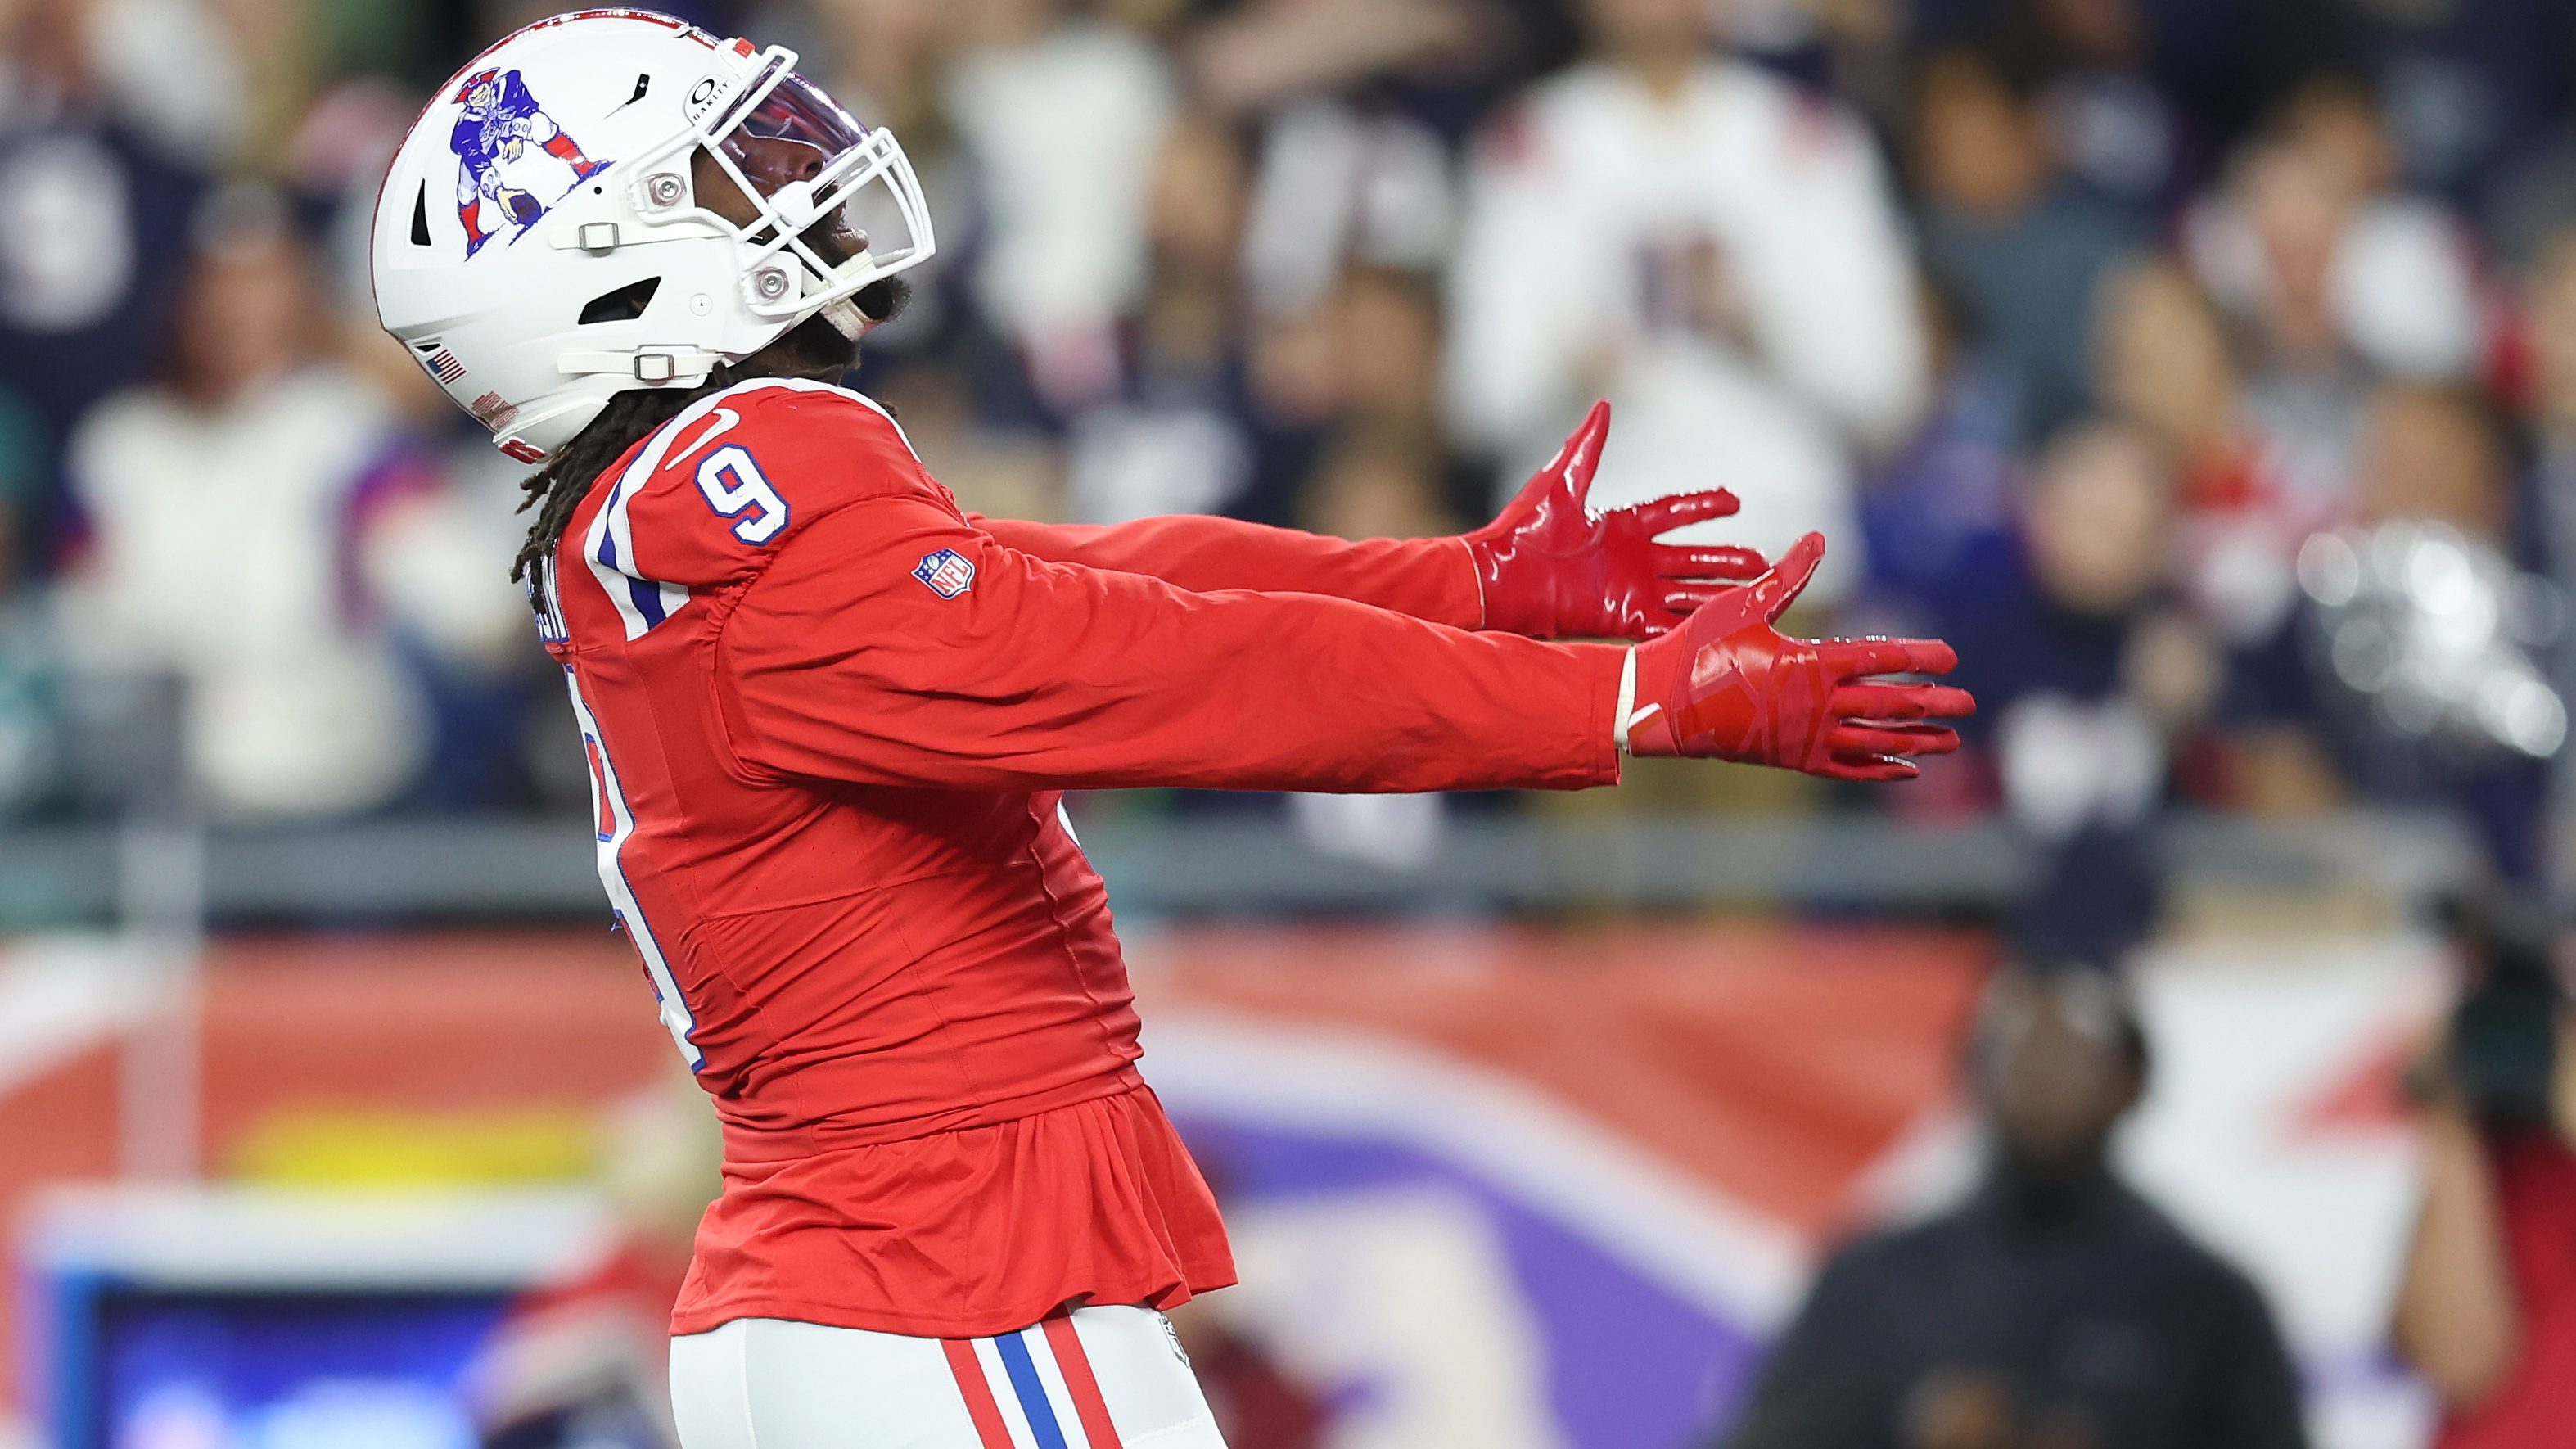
[714, 487, 1970, 794]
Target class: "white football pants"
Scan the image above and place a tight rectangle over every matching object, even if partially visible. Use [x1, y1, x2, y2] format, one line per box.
[670, 1305, 1230, 1449]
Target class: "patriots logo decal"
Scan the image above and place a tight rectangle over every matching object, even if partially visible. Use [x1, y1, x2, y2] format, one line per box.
[451, 67, 611, 256]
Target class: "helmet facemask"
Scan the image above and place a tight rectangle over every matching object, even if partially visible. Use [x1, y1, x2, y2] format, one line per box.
[627, 48, 933, 345]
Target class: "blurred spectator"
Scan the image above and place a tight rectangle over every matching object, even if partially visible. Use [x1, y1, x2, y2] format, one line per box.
[1235, 262, 1463, 526]
[2391, 902, 2576, 1449]
[945, 0, 1179, 415]
[0, 0, 245, 167]
[1239, 93, 1454, 320]
[1854, 273, 2019, 626]
[1909, 41, 2150, 442]
[1938, 419, 2219, 955]
[2340, 0, 2576, 203]
[2185, 78, 2485, 513]
[801, 0, 989, 395]
[2520, 226, 2576, 585]
[1201, 0, 1513, 317]
[870, 365, 1064, 526]
[2021, 0, 2188, 216]
[1286, 422, 1457, 869]
[2092, 258, 2312, 648]
[1066, 113, 1261, 523]
[2313, 381, 2553, 878]
[1942, 420, 2219, 826]
[51, 189, 509, 819]
[2357, 381, 2514, 544]
[0, 0, 233, 556]
[0, 388, 61, 815]
[2083, 264, 2345, 826]
[1445, 0, 1928, 603]
[801, 0, 955, 146]
[1714, 967, 2309, 1449]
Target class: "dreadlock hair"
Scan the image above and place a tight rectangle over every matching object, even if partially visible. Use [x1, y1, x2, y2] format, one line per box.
[510, 363, 747, 595]
[508, 298, 890, 599]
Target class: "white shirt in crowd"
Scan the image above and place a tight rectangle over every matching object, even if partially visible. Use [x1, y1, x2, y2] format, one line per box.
[945, 19, 1177, 405]
[57, 368, 514, 819]
[1446, 59, 1928, 603]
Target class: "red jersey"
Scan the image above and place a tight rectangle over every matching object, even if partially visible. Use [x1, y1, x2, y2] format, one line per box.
[539, 377, 1625, 1338]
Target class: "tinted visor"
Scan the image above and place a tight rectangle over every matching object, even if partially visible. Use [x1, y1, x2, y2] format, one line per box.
[715, 66, 867, 196]
[698, 57, 932, 300]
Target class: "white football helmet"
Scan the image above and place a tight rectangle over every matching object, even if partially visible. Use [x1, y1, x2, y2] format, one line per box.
[370, 7, 935, 461]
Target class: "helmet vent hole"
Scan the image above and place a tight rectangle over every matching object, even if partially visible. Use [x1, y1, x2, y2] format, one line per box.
[578, 277, 663, 325]
[408, 183, 431, 247]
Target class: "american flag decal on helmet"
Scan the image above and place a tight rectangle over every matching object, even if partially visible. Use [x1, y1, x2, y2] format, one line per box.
[411, 339, 468, 384]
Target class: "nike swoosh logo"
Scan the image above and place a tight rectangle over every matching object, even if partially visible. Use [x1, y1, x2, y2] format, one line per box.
[664, 407, 740, 468]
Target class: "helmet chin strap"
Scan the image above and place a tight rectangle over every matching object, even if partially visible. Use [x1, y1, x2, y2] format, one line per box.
[822, 275, 905, 340]
[820, 296, 873, 341]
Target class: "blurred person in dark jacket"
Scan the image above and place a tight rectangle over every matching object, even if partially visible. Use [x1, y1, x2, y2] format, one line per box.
[1940, 418, 2225, 837]
[1712, 967, 2308, 1449]
[0, 0, 228, 559]
[2391, 902, 2576, 1449]
[1910, 39, 2150, 445]
[1065, 112, 1261, 524]
[1854, 272, 2020, 630]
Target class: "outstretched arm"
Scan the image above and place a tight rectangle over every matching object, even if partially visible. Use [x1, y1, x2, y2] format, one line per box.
[969, 510, 1492, 630]
[972, 402, 1763, 642]
[719, 490, 1629, 794]
[718, 493, 1965, 794]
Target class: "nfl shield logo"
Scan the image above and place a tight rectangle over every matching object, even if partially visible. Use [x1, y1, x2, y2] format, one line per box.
[914, 548, 975, 598]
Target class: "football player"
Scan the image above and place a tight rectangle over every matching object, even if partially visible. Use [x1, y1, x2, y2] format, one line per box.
[372, 11, 1972, 1447]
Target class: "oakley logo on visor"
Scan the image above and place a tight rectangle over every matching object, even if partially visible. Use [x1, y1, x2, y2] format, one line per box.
[684, 73, 724, 125]
[697, 53, 783, 135]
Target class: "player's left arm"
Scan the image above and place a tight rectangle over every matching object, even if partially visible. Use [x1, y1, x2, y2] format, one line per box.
[972, 401, 1763, 642]
[969, 510, 1491, 629]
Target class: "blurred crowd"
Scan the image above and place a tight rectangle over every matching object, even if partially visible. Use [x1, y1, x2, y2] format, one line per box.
[1713, 908, 2576, 1449]
[7, 0, 2576, 896]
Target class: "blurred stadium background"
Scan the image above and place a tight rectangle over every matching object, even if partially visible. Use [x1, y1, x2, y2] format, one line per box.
[5, 0, 2576, 1446]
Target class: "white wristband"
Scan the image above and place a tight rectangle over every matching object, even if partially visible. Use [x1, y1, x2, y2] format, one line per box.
[1615, 648, 1639, 756]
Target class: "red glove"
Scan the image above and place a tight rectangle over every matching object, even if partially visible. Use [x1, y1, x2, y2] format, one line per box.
[1626, 533, 1974, 780]
[1465, 400, 1766, 640]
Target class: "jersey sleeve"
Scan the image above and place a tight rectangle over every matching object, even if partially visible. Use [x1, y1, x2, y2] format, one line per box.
[712, 490, 1625, 794]
[583, 381, 944, 604]
[967, 514, 1485, 630]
